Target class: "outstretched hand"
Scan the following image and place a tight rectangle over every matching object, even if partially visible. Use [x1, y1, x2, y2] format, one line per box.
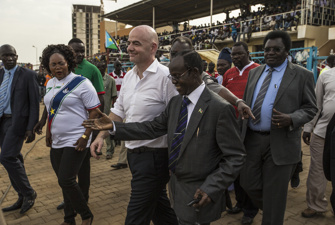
[82, 109, 114, 130]
[237, 101, 255, 120]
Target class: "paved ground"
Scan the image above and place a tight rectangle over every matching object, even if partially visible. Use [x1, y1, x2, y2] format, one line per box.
[1, 105, 335, 225]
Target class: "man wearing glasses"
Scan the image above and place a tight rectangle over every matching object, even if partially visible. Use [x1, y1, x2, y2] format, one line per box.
[85, 51, 246, 225]
[239, 30, 317, 224]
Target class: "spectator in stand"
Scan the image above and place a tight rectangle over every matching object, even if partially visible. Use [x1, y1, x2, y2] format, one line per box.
[269, 16, 277, 30]
[207, 62, 219, 78]
[231, 23, 238, 43]
[284, 13, 293, 31]
[222, 42, 260, 225]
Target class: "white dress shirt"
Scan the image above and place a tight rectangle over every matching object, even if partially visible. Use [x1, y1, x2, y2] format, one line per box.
[111, 59, 178, 149]
[184, 82, 205, 127]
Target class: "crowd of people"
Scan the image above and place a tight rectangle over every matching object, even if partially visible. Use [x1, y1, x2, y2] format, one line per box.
[1, 22, 335, 225]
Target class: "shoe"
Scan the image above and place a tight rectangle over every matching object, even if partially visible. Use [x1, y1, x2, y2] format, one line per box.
[82, 215, 93, 225]
[111, 163, 127, 169]
[227, 205, 242, 214]
[106, 154, 113, 160]
[291, 174, 300, 189]
[241, 216, 254, 224]
[20, 191, 37, 214]
[301, 208, 318, 218]
[57, 201, 65, 210]
[2, 196, 23, 212]
[61, 221, 76, 225]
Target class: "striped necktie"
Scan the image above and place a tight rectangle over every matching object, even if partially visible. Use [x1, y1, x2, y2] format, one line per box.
[0, 71, 11, 118]
[252, 68, 274, 124]
[169, 96, 191, 173]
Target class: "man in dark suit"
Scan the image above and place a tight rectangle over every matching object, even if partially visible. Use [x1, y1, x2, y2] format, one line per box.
[0, 44, 39, 214]
[84, 51, 246, 225]
[239, 31, 317, 224]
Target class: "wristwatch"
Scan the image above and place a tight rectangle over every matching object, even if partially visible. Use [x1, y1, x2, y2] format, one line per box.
[235, 99, 246, 107]
[81, 134, 88, 140]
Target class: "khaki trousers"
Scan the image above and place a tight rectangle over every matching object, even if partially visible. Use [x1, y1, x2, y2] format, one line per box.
[306, 133, 328, 212]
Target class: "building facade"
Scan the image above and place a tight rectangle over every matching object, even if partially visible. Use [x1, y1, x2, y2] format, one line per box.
[72, 4, 101, 57]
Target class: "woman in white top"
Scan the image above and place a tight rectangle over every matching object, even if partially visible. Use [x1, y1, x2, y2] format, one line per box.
[41, 44, 100, 225]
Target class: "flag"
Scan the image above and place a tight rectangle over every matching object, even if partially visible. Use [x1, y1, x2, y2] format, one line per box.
[105, 30, 123, 59]
[105, 31, 119, 50]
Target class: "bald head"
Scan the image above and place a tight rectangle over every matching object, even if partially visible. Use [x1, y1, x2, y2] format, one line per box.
[127, 25, 158, 67]
[130, 25, 158, 46]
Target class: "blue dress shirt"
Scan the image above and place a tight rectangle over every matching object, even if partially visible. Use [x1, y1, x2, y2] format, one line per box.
[249, 59, 288, 131]
[2, 65, 17, 115]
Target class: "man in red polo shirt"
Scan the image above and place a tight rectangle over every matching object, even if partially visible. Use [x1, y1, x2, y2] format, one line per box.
[221, 41, 260, 225]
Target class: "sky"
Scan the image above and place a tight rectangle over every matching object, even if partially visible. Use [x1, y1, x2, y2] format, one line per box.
[0, 0, 239, 66]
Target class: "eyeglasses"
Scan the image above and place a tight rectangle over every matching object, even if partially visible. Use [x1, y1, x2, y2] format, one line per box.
[264, 47, 285, 53]
[168, 69, 190, 81]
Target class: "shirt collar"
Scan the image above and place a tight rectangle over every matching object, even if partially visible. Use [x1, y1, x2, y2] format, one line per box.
[77, 59, 87, 69]
[134, 59, 159, 78]
[185, 82, 205, 106]
[4, 65, 18, 76]
[237, 61, 255, 75]
[265, 58, 288, 72]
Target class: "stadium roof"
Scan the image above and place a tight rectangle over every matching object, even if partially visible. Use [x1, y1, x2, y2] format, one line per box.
[103, 0, 268, 28]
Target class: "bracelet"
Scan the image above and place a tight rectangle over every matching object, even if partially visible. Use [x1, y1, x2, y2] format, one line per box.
[235, 99, 246, 107]
[81, 134, 88, 140]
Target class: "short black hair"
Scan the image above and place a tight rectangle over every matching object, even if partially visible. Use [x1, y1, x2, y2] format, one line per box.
[233, 41, 249, 52]
[326, 55, 335, 64]
[182, 51, 203, 74]
[171, 36, 193, 48]
[41, 44, 76, 74]
[263, 30, 292, 52]
[68, 38, 84, 45]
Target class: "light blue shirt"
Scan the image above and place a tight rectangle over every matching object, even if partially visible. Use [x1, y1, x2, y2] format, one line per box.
[2, 65, 17, 114]
[248, 59, 288, 131]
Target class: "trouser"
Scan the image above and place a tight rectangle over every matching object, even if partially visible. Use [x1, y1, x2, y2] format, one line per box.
[0, 117, 34, 198]
[234, 176, 259, 218]
[306, 133, 328, 212]
[77, 130, 99, 202]
[50, 147, 92, 223]
[240, 130, 295, 225]
[105, 135, 115, 156]
[125, 147, 178, 225]
[178, 219, 210, 225]
[117, 141, 127, 164]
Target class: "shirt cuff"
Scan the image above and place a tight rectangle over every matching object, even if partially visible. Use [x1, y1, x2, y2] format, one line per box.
[108, 121, 116, 135]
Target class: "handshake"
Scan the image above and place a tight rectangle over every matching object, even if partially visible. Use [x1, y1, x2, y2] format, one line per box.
[82, 109, 114, 130]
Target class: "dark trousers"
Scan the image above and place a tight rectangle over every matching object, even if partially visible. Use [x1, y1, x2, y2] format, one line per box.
[240, 130, 295, 225]
[50, 147, 92, 222]
[234, 176, 259, 218]
[125, 148, 178, 225]
[0, 117, 34, 197]
[77, 131, 99, 202]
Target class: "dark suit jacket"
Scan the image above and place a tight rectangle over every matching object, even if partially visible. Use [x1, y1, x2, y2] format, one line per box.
[241, 61, 317, 165]
[323, 113, 335, 181]
[114, 87, 246, 223]
[0, 66, 39, 136]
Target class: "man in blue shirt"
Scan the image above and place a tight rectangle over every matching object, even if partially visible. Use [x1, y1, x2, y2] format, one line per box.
[0, 44, 39, 214]
[240, 31, 317, 225]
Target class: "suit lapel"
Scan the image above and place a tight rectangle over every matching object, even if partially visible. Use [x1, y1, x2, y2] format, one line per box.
[11, 66, 21, 95]
[273, 62, 296, 106]
[177, 87, 210, 159]
[246, 65, 266, 105]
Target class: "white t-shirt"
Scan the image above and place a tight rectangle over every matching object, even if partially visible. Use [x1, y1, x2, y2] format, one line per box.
[44, 73, 100, 148]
